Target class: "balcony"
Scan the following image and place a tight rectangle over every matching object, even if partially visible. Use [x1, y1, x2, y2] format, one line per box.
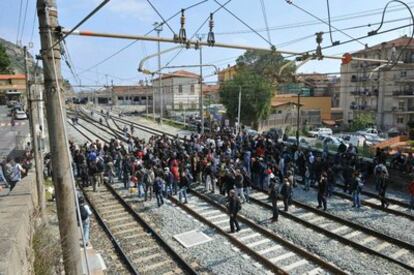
[350, 104, 377, 112]
[393, 106, 414, 114]
[392, 90, 414, 97]
[350, 89, 378, 96]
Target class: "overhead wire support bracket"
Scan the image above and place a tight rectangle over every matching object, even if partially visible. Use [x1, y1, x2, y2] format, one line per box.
[66, 28, 399, 64]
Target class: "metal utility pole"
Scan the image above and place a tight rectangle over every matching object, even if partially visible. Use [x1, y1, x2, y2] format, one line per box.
[155, 22, 163, 124]
[296, 91, 301, 145]
[24, 46, 46, 219]
[111, 79, 114, 110]
[37, 1, 82, 274]
[199, 44, 204, 134]
[237, 86, 242, 134]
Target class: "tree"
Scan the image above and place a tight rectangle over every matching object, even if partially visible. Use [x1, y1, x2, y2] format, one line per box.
[349, 113, 375, 132]
[0, 43, 11, 74]
[236, 49, 296, 85]
[220, 68, 273, 129]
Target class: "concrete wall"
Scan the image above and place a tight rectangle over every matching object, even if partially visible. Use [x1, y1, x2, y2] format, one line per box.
[0, 172, 38, 275]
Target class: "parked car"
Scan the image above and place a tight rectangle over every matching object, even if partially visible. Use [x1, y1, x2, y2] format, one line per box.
[264, 127, 283, 140]
[285, 136, 310, 147]
[7, 100, 18, 108]
[308, 127, 333, 138]
[245, 128, 259, 138]
[14, 110, 27, 120]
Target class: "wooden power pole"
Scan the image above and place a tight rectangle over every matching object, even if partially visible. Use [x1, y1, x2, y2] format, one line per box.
[36, 0, 82, 274]
[24, 46, 46, 219]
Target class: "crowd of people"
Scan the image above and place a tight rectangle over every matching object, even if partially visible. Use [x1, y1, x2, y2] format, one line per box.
[0, 144, 32, 194]
[67, 119, 414, 236]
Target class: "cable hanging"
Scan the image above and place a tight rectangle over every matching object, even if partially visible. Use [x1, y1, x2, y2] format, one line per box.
[326, 0, 340, 46]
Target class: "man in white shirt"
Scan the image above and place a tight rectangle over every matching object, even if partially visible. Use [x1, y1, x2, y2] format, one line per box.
[9, 158, 25, 192]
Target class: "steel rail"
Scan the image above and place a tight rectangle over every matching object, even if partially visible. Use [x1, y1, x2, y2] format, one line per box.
[69, 117, 199, 274]
[248, 189, 414, 272]
[185, 188, 347, 274]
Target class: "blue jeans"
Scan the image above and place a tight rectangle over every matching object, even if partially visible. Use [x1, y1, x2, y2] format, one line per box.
[137, 183, 144, 198]
[244, 186, 250, 202]
[82, 218, 90, 244]
[353, 191, 361, 208]
[178, 187, 188, 203]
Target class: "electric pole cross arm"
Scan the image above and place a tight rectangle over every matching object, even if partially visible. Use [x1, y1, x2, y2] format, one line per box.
[66, 29, 399, 64]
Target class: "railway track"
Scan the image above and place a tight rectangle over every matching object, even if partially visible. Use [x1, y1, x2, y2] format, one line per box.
[68, 118, 198, 275]
[70, 110, 414, 273]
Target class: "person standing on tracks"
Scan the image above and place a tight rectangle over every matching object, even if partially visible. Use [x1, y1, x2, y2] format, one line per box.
[144, 166, 155, 201]
[378, 168, 390, 208]
[408, 180, 414, 212]
[154, 173, 165, 207]
[227, 189, 241, 233]
[78, 196, 92, 246]
[280, 177, 292, 212]
[178, 171, 189, 204]
[317, 172, 328, 211]
[374, 161, 388, 192]
[351, 171, 363, 208]
[268, 173, 280, 222]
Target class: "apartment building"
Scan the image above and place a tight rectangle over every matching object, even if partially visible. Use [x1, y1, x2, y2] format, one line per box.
[340, 36, 414, 130]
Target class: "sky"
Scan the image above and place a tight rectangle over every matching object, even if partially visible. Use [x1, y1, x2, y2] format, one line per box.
[1, 0, 413, 90]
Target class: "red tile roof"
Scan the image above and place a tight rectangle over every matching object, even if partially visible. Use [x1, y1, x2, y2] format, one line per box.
[0, 74, 26, 80]
[202, 84, 219, 95]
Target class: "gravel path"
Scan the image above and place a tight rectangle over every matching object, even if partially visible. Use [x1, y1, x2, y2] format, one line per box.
[112, 182, 271, 275]
[292, 186, 414, 245]
[194, 186, 412, 275]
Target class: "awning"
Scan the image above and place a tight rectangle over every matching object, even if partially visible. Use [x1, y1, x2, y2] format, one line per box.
[322, 120, 336, 126]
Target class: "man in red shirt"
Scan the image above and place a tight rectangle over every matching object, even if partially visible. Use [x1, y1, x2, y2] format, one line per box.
[409, 181, 414, 212]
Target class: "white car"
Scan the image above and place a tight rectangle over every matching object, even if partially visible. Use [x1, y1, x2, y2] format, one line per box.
[14, 110, 27, 120]
[308, 127, 333, 138]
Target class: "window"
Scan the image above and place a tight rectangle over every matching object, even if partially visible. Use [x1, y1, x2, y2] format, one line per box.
[397, 116, 404, 124]
[179, 103, 183, 110]
[399, 100, 405, 110]
[190, 84, 195, 94]
[178, 84, 183, 94]
[401, 71, 407, 77]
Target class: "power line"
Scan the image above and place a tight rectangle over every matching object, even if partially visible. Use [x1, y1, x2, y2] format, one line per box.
[213, 0, 273, 47]
[259, 0, 272, 44]
[78, 0, 209, 76]
[29, 6, 37, 44]
[285, 0, 366, 47]
[144, 0, 176, 35]
[19, 0, 30, 44]
[16, 0, 24, 44]
[203, 3, 414, 36]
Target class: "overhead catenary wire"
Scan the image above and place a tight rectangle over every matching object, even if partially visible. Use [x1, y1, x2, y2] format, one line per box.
[163, 0, 233, 69]
[16, 0, 24, 44]
[205, 2, 414, 36]
[326, 0, 338, 45]
[47, 0, 111, 52]
[213, 0, 273, 47]
[78, 0, 209, 76]
[285, 0, 366, 47]
[259, 0, 272, 44]
[19, 0, 30, 44]
[144, 0, 176, 35]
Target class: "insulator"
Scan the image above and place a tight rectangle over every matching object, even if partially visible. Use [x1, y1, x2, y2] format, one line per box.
[209, 13, 214, 30]
[194, 40, 200, 50]
[207, 13, 215, 46]
[316, 32, 323, 44]
[178, 9, 187, 43]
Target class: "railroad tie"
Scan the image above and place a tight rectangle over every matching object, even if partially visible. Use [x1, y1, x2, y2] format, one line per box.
[269, 251, 295, 263]
[282, 259, 308, 272]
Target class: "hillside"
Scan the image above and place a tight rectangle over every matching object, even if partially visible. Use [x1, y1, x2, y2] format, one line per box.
[0, 37, 38, 74]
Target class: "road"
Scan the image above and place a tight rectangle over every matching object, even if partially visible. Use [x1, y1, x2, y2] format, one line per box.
[0, 106, 29, 159]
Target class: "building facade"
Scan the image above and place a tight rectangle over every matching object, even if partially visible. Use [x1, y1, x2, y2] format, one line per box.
[152, 70, 200, 113]
[0, 74, 26, 105]
[340, 36, 414, 130]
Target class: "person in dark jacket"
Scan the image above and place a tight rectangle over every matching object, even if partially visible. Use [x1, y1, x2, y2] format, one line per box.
[351, 171, 363, 208]
[378, 170, 389, 208]
[317, 172, 328, 210]
[178, 171, 189, 204]
[227, 189, 241, 233]
[154, 175, 165, 207]
[280, 177, 292, 212]
[268, 173, 280, 221]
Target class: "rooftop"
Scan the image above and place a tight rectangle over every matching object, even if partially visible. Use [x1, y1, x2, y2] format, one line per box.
[0, 74, 26, 80]
[355, 36, 414, 54]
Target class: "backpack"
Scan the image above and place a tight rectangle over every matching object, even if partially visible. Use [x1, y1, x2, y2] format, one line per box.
[80, 205, 88, 221]
[96, 160, 105, 172]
